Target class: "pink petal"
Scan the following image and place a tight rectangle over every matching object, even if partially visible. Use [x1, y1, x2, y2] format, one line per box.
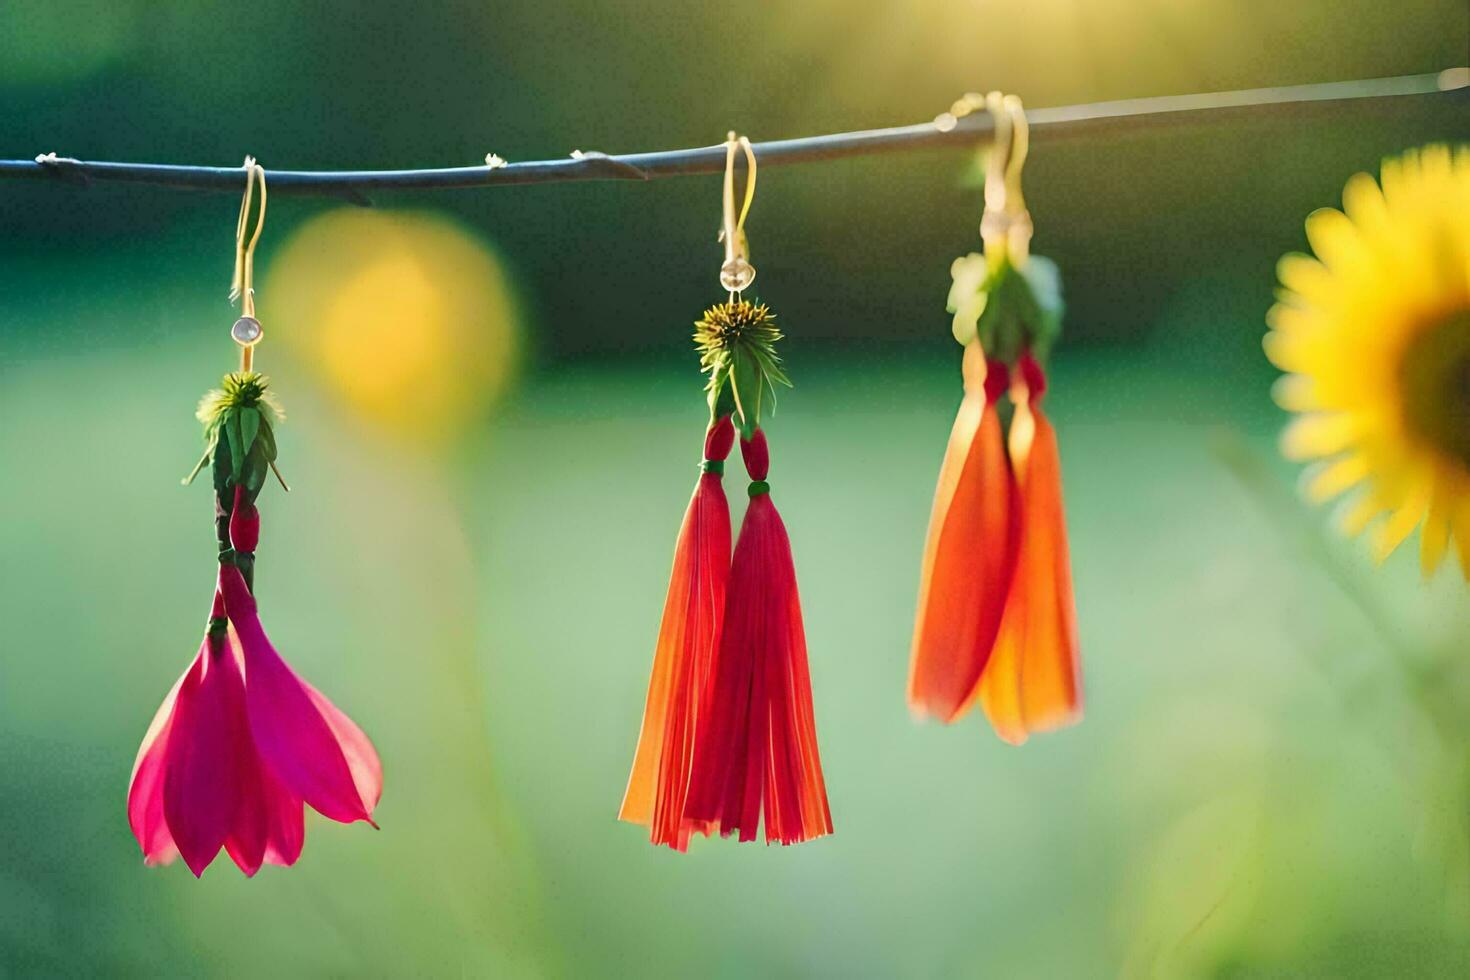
[225, 631, 307, 873]
[262, 768, 306, 867]
[127, 663, 187, 865]
[162, 642, 242, 877]
[219, 564, 375, 824]
[218, 639, 269, 877]
[304, 681, 383, 818]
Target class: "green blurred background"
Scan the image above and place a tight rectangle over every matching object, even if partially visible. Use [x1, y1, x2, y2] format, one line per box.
[2, 1, 1469, 976]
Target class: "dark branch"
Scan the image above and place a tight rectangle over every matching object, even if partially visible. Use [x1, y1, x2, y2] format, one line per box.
[2, 70, 1464, 200]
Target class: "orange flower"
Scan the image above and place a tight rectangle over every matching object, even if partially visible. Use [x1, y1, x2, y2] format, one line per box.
[974, 354, 1082, 743]
[909, 344, 1020, 722]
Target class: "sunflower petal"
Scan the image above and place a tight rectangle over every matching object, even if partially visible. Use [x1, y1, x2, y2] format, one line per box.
[1280, 413, 1356, 462]
[1369, 494, 1426, 563]
[1333, 492, 1382, 539]
[1304, 208, 1363, 273]
[1340, 171, 1387, 232]
[1271, 374, 1318, 412]
[1419, 502, 1450, 576]
[1302, 455, 1369, 503]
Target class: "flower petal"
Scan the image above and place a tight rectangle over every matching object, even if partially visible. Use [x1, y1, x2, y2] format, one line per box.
[620, 434, 731, 850]
[217, 638, 269, 877]
[1300, 455, 1369, 503]
[909, 345, 1019, 723]
[1280, 413, 1356, 462]
[303, 680, 383, 818]
[262, 769, 306, 867]
[162, 642, 242, 877]
[128, 663, 188, 866]
[977, 405, 1081, 742]
[219, 564, 375, 824]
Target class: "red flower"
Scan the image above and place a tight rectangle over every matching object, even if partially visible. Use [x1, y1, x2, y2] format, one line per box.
[620, 415, 734, 850]
[684, 430, 832, 845]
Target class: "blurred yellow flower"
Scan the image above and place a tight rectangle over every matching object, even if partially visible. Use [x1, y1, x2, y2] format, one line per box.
[265, 209, 520, 445]
[1265, 145, 1470, 576]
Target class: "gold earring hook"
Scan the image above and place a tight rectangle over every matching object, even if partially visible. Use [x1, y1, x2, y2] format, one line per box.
[719, 132, 757, 298]
[230, 156, 268, 372]
[1001, 94, 1033, 261]
[979, 91, 1013, 254]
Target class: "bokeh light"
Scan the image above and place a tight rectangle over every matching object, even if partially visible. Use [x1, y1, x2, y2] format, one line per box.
[265, 209, 521, 446]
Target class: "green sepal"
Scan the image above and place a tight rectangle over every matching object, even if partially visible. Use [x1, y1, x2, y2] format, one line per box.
[226, 410, 246, 482]
[962, 253, 1066, 365]
[188, 371, 284, 499]
[238, 407, 261, 461]
[182, 432, 217, 486]
[707, 378, 737, 423]
[1019, 255, 1065, 362]
[211, 421, 235, 496]
[255, 419, 278, 462]
[695, 299, 791, 441]
[728, 347, 765, 440]
[241, 451, 269, 498]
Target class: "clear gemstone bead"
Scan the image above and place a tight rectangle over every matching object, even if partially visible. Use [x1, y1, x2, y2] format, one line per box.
[719, 258, 755, 292]
[231, 316, 263, 346]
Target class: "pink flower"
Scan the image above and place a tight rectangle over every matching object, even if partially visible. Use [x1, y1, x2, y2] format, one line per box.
[127, 492, 381, 876]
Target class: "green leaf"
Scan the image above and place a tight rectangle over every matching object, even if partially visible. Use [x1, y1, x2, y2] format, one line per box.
[729, 348, 764, 438]
[211, 422, 234, 496]
[227, 410, 245, 483]
[242, 453, 268, 498]
[256, 419, 278, 462]
[238, 407, 261, 460]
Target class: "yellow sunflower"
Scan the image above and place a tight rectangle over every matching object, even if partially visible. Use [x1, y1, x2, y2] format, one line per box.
[1265, 145, 1470, 577]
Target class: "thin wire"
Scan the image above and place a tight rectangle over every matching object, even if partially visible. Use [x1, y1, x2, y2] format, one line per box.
[5, 69, 1461, 201]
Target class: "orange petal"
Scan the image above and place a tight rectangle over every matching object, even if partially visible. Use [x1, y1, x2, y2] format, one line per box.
[619, 468, 730, 850]
[909, 345, 1020, 723]
[977, 404, 1081, 742]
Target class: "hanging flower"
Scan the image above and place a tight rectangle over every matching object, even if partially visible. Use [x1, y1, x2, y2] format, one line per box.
[675, 299, 832, 845]
[128, 373, 381, 876]
[910, 94, 1082, 743]
[685, 428, 832, 844]
[908, 340, 1019, 722]
[973, 353, 1082, 743]
[619, 414, 733, 851]
[1265, 145, 1470, 575]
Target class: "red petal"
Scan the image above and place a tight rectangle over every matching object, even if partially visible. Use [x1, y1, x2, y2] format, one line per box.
[621, 419, 733, 851]
[686, 461, 831, 845]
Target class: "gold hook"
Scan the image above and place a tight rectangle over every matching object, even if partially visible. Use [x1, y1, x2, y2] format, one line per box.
[979, 92, 1013, 255]
[230, 156, 268, 372]
[719, 132, 758, 297]
[1001, 94, 1033, 261]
